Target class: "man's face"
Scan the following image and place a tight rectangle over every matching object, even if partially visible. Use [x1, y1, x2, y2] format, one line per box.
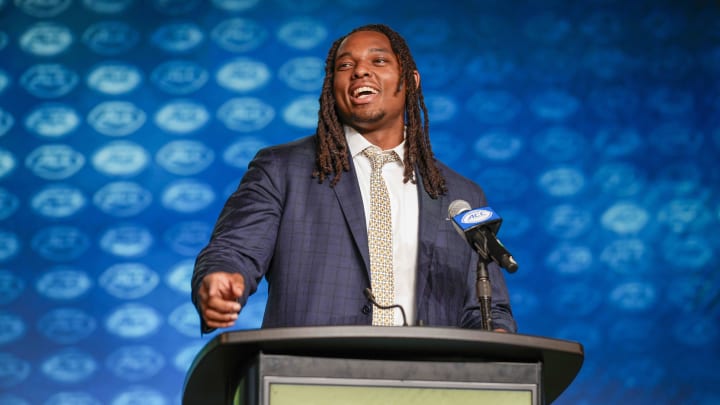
[332, 30, 409, 133]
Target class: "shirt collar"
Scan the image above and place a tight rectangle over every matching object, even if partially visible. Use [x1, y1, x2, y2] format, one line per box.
[344, 125, 406, 163]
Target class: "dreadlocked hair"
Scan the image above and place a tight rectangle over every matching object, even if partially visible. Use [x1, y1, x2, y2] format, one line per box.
[312, 23, 448, 199]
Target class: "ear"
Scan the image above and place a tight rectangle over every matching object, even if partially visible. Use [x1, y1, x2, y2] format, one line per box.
[412, 70, 420, 89]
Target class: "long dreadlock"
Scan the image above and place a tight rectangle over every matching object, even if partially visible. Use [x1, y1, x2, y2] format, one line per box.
[312, 24, 448, 199]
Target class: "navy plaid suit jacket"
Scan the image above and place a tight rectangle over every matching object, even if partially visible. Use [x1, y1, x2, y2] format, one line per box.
[192, 135, 516, 332]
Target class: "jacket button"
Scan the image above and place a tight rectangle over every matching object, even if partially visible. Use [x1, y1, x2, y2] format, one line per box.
[361, 305, 371, 315]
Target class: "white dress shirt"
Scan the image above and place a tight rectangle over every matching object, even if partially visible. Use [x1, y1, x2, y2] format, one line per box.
[345, 126, 419, 326]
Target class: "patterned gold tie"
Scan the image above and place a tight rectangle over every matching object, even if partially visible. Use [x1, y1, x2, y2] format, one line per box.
[363, 147, 400, 326]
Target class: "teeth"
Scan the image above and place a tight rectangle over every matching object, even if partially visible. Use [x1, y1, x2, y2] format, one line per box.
[352, 86, 378, 97]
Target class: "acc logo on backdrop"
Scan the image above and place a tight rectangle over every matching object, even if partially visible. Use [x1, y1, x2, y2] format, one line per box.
[278, 57, 324, 91]
[530, 89, 579, 120]
[217, 97, 274, 132]
[423, 94, 457, 122]
[216, 58, 270, 92]
[164, 221, 213, 256]
[88, 101, 146, 136]
[174, 342, 205, 373]
[538, 166, 586, 197]
[20, 63, 78, 98]
[93, 181, 152, 217]
[0, 108, 14, 136]
[31, 226, 90, 261]
[594, 126, 643, 157]
[82, 21, 139, 55]
[156, 140, 215, 175]
[169, 303, 201, 337]
[0, 148, 15, 179]
[593, 162, 645, 197]
[151, 22, 205, 53]
[212, 0, 261, 11]
[610, 281, 657, 312]
[105, 303, 162, 338]
[165, 259, 194, 293]
[0, 353, 30, 388]
[37, 308, 97, 344]
[161, 179, 215, 213]
[44, 392, 101, 405]
[276, 17, 327, 50]
[222, 136, 268, 168]
[154, 100, 209, 134]
[282, 95, 318, 129]
[87, 62, 143, 95]
[30, 184, 86, 218]
[83, 0, 135, 14]
[41, 349, 97, 383]
[0, 231, 20, 262]
[19, 22, 73, 56]
[543, 204, 592, 239]
[24, 103, 80, 138]
[601, 202, 649, 234]
[92, 141, 150, 177]
[100, 224, 154, 257]
[25, 144, 85, 180]
[533, 126, 586, 161]
[0, 188, 19, 220]
[545, 243, 593, 275]
[0, 270, 24, 304]
[211, 17, 266, 52]
[15, 0, 72, 17]
[111, 387, 166, 405]
[153, 0, 200, 15]
[151, 60, 207, 95]
[36, 267, 93, 299]
[107, 345, 165, 381]
[473, 130, 523, 161]
[0, 312, 25, 344]
[600, 239, 648, 274]
[99, 263, 159, 299]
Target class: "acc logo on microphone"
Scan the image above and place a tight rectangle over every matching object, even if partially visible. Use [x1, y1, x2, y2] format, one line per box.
[282, 95, 318, 129]
[278, 57, 324, 91]
[216, 58, 270, 92]
[277, 18, 327, 50]
[164, 221, 212, 256]
[0, 188, 20, 220]
[93, 181, 152, 217]
[15, 0, 72, 17]
[41, 349, 97, 383]
[107, 345, 165, 381]
[100, 263, 159, 299]
[151, 22, 205, 53]
[0, 148, 15, 179]
[32, 226, 89, 261]
[0, 108, 14, 137]
[211, 17, 267, 52]
[83, 0, 135, 14]
[0, 270, 24, 304]
[87, 62, 143, 95]
[460, 208, 494, 225]
[25, 144, 85, 180]
[87, 101, 146, 136]
[19, 22, 73, 56]
[161, 179, 215, 213]
[217, 97, 274, 132]
[100, 224, 153, 257]
[0, 312, 25, 345]
[154, 100, 209, 134]
[156, 140, 215, 175]
[0, 353, 31, 388]
[20, 63, 79, 98]
[24, 103, 80, 138]
[37, 308, 97, 344]
[92, 140, 150, 177]
[31, 184, 86, 218]
[82, 21, 139, 55]
[105, 303, 162, 338]
[151, 60, 208, 95]
[36, 267, 93, 300]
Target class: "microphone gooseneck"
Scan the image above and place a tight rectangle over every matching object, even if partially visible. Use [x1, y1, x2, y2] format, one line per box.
[363, 288, 408, 326]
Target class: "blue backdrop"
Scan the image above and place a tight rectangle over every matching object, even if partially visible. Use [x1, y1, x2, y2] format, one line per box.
[1, 0, 718, 404]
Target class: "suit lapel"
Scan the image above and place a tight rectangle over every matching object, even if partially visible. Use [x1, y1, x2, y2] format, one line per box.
[333, 160, 371, 273]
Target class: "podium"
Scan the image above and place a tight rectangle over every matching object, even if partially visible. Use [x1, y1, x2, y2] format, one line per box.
[183, 326, 583, 405]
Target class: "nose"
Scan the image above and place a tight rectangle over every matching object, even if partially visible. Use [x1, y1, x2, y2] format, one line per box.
[352, 60, 371, 78]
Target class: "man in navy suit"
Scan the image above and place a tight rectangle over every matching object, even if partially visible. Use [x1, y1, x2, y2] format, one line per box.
[192, 24, 517, 333]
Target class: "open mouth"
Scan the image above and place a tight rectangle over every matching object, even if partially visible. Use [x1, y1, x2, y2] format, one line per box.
[352, 86, 379, 99]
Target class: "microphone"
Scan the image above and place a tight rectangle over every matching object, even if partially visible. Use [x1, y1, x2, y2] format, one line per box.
[363, 288, 408, 326]
[448, 200, 519, 273]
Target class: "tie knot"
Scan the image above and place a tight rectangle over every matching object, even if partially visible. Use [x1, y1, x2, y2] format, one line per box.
[363, 147, 400, 170]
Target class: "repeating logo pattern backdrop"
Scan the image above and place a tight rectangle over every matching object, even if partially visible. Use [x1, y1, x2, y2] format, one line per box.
[0, 0, 718, 403]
